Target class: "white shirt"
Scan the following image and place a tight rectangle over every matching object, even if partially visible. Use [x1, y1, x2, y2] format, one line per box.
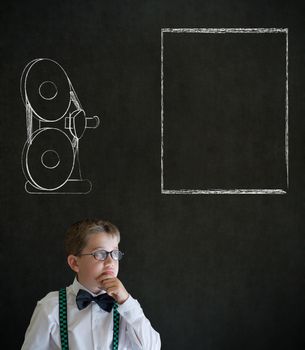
[21, 278, 161, 350]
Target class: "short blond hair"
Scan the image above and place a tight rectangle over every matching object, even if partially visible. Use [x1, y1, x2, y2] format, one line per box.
[65, 219, 120, 256]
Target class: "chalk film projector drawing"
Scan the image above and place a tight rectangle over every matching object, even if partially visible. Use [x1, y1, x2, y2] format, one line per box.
[21, 58, 100, 194]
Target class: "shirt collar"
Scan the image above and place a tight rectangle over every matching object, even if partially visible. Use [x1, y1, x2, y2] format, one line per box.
[72, 277, 106, 297]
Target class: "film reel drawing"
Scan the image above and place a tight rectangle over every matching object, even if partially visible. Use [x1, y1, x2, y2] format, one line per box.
[21, 58, 100, 194]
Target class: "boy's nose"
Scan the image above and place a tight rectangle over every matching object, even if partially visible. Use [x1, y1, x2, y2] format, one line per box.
[104, 254, 115, 265]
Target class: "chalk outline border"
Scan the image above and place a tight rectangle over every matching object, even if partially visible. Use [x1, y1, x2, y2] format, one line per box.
[161, 28, 289, 195]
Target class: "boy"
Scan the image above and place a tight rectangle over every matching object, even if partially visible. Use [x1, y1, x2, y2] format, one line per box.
[21, 219, 161, 349]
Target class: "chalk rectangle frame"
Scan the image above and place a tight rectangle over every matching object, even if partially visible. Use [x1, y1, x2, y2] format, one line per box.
[161, 27, 289, 195]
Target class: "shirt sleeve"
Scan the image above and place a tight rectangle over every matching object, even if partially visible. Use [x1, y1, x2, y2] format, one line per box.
[21, 300, 57, 350]
[117, 295, 161, 350]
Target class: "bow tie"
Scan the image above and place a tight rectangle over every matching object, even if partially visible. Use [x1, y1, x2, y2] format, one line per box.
[76, 289, 115, 312]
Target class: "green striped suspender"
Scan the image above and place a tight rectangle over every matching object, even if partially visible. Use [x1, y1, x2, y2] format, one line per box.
[59, 288, 120, 350]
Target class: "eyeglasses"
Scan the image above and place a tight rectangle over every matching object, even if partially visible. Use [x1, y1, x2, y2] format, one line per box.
[79, 249, 124, 261]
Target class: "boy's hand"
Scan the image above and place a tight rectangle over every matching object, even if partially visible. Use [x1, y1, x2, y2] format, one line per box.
[97, 273, 129, 304]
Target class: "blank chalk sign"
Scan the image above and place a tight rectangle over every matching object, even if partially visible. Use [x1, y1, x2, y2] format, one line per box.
[161, 28, 288, 195]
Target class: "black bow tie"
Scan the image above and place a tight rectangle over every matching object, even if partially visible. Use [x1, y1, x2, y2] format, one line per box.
[76, 289, 115, 312]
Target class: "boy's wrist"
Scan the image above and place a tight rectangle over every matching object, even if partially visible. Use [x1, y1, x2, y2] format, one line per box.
[117, 292, 129, 305]
[117, 295, 144, 323]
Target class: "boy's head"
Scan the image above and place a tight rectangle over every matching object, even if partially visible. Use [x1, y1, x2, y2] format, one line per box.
[66, 219, 121, 293]
[65, 219, 120, 256]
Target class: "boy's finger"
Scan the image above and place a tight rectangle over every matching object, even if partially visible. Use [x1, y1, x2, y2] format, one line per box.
[101, 281, 118, 290]
[106, 287, 117, 296]
[97, 274, 115, 282]
[99, 279, 117, 289]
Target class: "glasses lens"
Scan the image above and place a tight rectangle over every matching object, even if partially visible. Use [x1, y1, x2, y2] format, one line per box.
[111, 250, 123, 261]
[94, 250, 107, 261]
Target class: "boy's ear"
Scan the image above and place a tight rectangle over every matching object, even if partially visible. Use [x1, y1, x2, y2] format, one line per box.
[67, 255, 80, 273]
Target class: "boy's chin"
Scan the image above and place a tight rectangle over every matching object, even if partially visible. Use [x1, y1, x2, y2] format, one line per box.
[91, 283, 105, 294]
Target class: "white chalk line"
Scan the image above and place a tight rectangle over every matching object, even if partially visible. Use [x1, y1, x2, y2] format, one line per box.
[161, 28, 289, 195]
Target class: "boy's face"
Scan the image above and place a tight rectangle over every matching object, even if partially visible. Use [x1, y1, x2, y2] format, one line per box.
[69, 232, 120, 293]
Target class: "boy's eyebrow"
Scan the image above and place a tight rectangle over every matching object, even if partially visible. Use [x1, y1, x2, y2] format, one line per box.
[92, 246, 119, 251]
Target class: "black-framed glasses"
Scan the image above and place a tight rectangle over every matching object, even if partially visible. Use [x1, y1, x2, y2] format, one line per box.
[79, 249, 124, 261]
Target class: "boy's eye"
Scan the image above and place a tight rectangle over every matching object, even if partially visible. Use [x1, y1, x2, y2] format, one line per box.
[94, 250, 107, 260]
[111, 250, 123, 260]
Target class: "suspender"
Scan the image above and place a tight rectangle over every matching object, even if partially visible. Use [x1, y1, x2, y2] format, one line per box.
[59, 288, 69, 350]
[113, 302, 120, 350]
[59, 288, 120, 350]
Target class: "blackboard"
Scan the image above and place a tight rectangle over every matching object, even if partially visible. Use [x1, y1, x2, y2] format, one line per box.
[1, 1, 304, 349]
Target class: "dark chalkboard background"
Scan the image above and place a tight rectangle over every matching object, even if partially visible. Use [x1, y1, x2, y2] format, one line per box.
[1, 0, 304, 349]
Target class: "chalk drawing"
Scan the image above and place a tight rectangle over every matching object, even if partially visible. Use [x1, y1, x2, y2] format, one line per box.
[21, 58, 100, 194]
[161, 28, 288, 195]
